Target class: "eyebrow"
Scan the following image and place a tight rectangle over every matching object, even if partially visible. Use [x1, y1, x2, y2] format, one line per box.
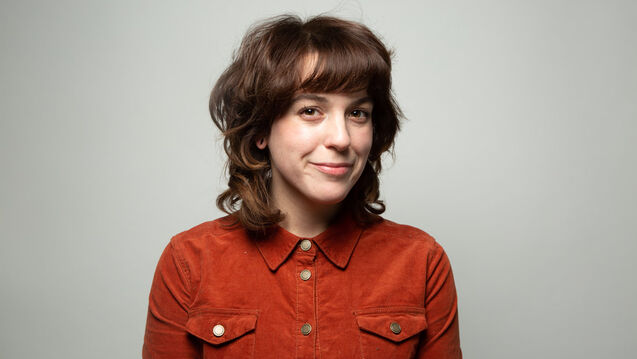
[290, 94, 373, 106]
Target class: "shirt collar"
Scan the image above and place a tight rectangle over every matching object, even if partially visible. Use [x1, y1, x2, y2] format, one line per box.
[254, 214, 363, 271]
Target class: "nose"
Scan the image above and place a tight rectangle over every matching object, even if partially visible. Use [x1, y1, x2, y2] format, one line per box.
[324, 114, 351, 151]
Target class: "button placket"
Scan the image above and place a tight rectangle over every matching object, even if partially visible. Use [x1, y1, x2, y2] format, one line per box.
[295, 239, 317, 358]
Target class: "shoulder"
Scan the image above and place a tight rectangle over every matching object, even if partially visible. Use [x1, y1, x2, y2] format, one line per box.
[168, 215, 250, 256]
[363, 217, 438, 246]
[158, 216, 251, 288]
[360, 217, 449, 259]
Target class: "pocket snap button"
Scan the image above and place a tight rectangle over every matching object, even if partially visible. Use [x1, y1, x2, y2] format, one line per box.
[212, 324, 225, 337]
[389, 321, 401, 334]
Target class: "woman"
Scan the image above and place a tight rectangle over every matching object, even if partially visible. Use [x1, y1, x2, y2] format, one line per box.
[143, 14, 462, 358]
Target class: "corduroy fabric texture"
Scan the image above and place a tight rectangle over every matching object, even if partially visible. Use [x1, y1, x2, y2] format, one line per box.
[143, 214, 462, 358]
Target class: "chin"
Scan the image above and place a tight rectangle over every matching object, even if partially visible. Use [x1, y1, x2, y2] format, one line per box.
[308, 189, 350, 206]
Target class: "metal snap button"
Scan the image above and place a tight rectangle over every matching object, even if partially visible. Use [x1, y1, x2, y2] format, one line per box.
[390, 322, 401, 334]
[300, 239, 312, 251]
[300, 269, 311, 281]
[212, 324, 225, 337]
[301, 323, 312, 335]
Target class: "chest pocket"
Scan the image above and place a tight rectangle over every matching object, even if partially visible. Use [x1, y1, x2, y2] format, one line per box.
[186, 308, 259, 358]
[353, 307, 427, 359]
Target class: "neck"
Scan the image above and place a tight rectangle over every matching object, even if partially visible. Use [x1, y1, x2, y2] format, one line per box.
[273, 195, 341, 238]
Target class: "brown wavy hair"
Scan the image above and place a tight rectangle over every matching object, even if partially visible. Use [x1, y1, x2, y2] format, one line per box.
[210, 14, 402, 233]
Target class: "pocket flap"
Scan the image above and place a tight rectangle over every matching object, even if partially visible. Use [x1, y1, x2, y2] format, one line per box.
[353, 307, 427, 343]
[186, 308, 258, 345]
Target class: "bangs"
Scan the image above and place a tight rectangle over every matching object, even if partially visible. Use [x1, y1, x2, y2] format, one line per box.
[296, 45, 390, 94]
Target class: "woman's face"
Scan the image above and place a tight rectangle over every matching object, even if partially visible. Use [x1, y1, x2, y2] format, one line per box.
[258, 89, 374, 212]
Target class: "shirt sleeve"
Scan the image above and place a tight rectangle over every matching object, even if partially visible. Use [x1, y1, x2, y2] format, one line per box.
[142, 240, 201, 359]
[415, 241, 462, 358]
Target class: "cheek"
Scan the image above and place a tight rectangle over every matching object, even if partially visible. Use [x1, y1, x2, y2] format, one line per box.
[268, 125, 317, 158]
[353, 126, 374, 156]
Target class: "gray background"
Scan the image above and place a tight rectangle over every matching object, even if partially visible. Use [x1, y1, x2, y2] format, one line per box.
[1, 0, 636, 358]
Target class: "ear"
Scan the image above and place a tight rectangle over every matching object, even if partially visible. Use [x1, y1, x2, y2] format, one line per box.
[256, 137, 268, 149]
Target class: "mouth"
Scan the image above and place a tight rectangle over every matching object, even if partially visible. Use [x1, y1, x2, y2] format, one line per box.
[310, 162, 353, 176]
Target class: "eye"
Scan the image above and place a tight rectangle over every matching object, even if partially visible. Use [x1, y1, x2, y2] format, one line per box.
[299, 107, 323, 120]
[349, 109, 371, 122]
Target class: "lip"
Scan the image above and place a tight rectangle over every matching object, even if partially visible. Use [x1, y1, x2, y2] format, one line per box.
[310, 162, 353, 176]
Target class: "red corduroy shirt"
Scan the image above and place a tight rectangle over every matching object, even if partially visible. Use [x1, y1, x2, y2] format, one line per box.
[143, 214, 461, 358]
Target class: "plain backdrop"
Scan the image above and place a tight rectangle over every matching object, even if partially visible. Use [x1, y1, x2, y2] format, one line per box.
[1, 0, 636, 358]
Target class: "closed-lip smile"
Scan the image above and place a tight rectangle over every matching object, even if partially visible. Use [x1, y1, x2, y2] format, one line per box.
[310, 162, 353, 176]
